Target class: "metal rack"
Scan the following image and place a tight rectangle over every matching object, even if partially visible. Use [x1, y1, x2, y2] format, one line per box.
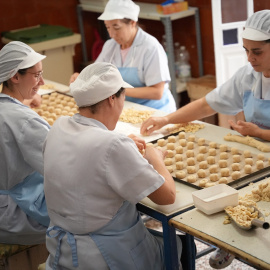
[76, 1, 203, 107]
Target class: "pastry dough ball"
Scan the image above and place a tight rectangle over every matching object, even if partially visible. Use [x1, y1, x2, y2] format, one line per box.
[61, 110, 69, 116]
[231, 147, 239, 155]
[187, 157, 195, 166]
[47, 106, 54, 113]
[186, 150, 195, 158]
[187, 166, 196, 174]
[244, 150, 252, 158]
[168, 136, 176, 143]
[220, 152, 228, 160]
[219, 144, 228, 152]
[50, 113, 57, 120]
[67, 101, 75, 107]
[64, 96, 71, 101]
[47, 118, 54, 126]
[178, 132, 186, 139]
[179, 139, 187, 147]
[146, 143, 153, 147]
[220, 168, 230, 177]
[244, 164, 252, 174]
[207, 156, 215, 165]
[50, 92, 57, 97]
[256, 160, 264, 170]
[42, 99, 50, 104]
[55, 108, 62, 115]
[176, 171, 186, 179]
[71, 107, 78, 113]
[218, 160, 228, 168]
[231, 171, 241, 180]
[164, 158, 173, 166]
[219, 177, 228, 184]
[208, 148, 216, 156]
[61, 100, 67, 106]
[199, 161, 208, 169]
[42, 94, 49, 99]
[167, 143, 175, 150]
[197, 138, 205, 146]
[36, 109, 43, 116]
[257, 154, 265, 161]
[205, 182, 216, 188]
[209, 142, 217, 148]
[245, 158, 253, 165]
[232, 155, 241, 163]
[175, 154, 183, 162]
[157, 139, 166, 147]
[197, 169, 207, 178]
[176, 162, 184, 170]
[198, 179, 208, 187]
[166, 150, 174, 158]
[199, 146, 207, 154]
[187, 142, 194, 150]
[175, 146, 183, 154]
[50, 101, 56, 107]
[209, 165, 218, 173]
[187, 135, 196, 142]
[209, 174, 219, 182]
[43, 111, 50, 118]
[56, 103, 64, 109]
[166, 166, 173, 173]
[40, 104, 47, 110]
[231, 163, 241, 171]
[187, 175, 197, 183]
[196, 153, 205, 162]
[64, 106, 71, 111]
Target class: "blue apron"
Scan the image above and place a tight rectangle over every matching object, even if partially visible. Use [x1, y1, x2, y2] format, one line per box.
[47, 201, 166, 270]
[0, 171, 49, 227]
[243, 75, 270, 129]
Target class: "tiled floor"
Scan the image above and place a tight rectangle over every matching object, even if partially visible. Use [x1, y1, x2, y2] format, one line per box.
[144, 218, 256, 270]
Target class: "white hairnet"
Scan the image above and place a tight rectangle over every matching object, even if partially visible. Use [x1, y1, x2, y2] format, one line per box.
[70, 62, 132, 107]
[242, 10, 270, 41]
[0, 41, 46, 84]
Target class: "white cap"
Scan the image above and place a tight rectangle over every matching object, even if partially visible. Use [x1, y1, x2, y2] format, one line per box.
[0, 41, 46, 84]
[242, 10, 270, 41]
[70, 62, 132, 107]
[98, 0, 140, 22]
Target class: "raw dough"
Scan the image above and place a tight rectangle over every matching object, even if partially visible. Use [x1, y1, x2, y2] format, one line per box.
[197, 169, 207, 178]
[168, 136, 176, 143]
[209, 174, 218, 182]
[187, 142, 194, 150]
[197, 138, 205, 146]
[196, 154, 205, 162]
[187, 166, 196, 174]
[164, 158, 173, 166]
[219, 160, 228, 168]
[231, 163, 241, 171]
[158, 139, 166, 147]
[187, 175, 197, 183]
[176, 171, 186, 179]
[232, 155, 241, 163]
[167, 143, 175, 150]
[186, 150, 195, 158]
[231, 171, 241, 180]
[220, 168, 230, 177]
[207, 156, 215, 165]
[187, 158, 195, 166]
[176, 162, 184, 170]
[175, 154, 183, 162]
[176, 146, 183, 154]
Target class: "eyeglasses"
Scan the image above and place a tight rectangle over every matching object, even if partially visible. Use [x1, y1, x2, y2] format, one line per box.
[26, 70, 43, 81]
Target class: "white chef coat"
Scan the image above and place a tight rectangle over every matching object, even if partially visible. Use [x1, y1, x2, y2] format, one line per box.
[206, 63, 270, 114]
[0, 93, 50, 245]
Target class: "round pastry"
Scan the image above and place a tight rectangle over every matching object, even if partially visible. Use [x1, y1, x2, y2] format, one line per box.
[68, 112, 74, 116]
[205, 182, 216, 188]
[256, 160, 264, 170]
[166, 150, 174, 158]
[61, 100, 67, 106]
[186, 150, 195, 158]
[175, 154, 183, 162]
[168, 136, 176, 143]
[208, 148, 216, 156]
[196, 154, 205, 162]
[47, 106, 54, 113]
[257, 154, 265, 161]
[64, 106, 71, 111]
[187, 166, 196, 174]
[244, 164, 252, 174]
[40, 104, 47, 110]
[42, 99, 49, 104]
[67, 101, 75, 107]
[54, 108, 62, 115]
[207, 156, 215, 164]
[231, 147, 239, 155]
[209, 141, 217, 148]
[231, 171, 241, 180]
[157, 139, 166, 147]
[43, 111, 50, 118]
[146, 143, 153, 147]
[197, 138, 205, 146]
[218, 160, 228, 168]
[209, 165, 218, 173]
[61, 110, 69, 116]
[187, 157, 195, 166]
[176, 171, 186, 179]
[220, 168, 230, 177]
[219, 177, 228, 184]
[219, 144, 228, 152]
[187, 135, 196, 142]
[56, 104, 64, 109]
[164, 158, 173, 166]
[176, 162, 184, 170]
[179, 139, 187, 147]
[220, 152, 228, 160]
[47, 118, 54, 125]
[187, 142, 194, 150]
[42, 94, 49, 99]
[199, 161, 208, 169]
[50, 113, 57, 120]
[209, 174, 219, 182]
[199, 146, 207, 154]
[175, 146, 183, 154]
[71, 107, 78, 113]
[231, 163, 241, 171]
[197, 169, 207, 178]
[166, 166, 173, 173]
[198, 179, 208, 187]
[243, 150, 252, 158]
[232, 155, 241, 163]
[178, 132, 186, 139]
[245, 158, 253, 165]
[50, 92, 58, 97]
[167, 143, 175, 150]
[187, 175, 197, 183]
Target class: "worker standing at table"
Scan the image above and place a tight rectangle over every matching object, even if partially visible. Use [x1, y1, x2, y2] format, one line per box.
[43, 62, 183, 270]
[70, 0, 176, 113]
[141, 9, 270, 269]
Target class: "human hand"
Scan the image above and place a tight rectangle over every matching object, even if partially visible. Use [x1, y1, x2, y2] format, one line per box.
[128, 134, 146, 153]
[228, 120, 261, 137]
[144, 145, 167, 165]
[69, 72, 80, 84]
[23, 94, 42, 108]
[140, 116, 168, 136]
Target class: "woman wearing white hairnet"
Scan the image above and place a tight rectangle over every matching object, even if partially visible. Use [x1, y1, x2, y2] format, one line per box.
[0, 41, 50, 245]
[141, 9, 270, 269]
[70, 0, 176, 113]
[43, 62, 189, 270]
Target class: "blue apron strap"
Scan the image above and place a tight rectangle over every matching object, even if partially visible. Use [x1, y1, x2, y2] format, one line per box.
[47, 226, 79, 269]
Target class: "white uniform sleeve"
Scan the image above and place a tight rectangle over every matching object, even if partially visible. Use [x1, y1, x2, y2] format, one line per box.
[106, 136, 165, 204]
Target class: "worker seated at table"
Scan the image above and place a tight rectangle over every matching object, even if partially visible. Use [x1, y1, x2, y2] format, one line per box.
[43, 62, 185, 270]
[0, 41, 50, 245]
[70, 0, 176, 113]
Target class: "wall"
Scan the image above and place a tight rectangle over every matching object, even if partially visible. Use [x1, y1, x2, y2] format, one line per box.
[0, 0, 269, 80]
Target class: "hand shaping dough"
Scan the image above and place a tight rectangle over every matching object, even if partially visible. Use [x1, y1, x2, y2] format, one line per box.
[224, 133, 270, 152]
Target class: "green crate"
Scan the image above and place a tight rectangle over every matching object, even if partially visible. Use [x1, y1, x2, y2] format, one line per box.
[2, 24, 73, 43]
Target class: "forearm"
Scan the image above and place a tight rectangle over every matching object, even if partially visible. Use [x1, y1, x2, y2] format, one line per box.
[255, 128, 270, 141]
